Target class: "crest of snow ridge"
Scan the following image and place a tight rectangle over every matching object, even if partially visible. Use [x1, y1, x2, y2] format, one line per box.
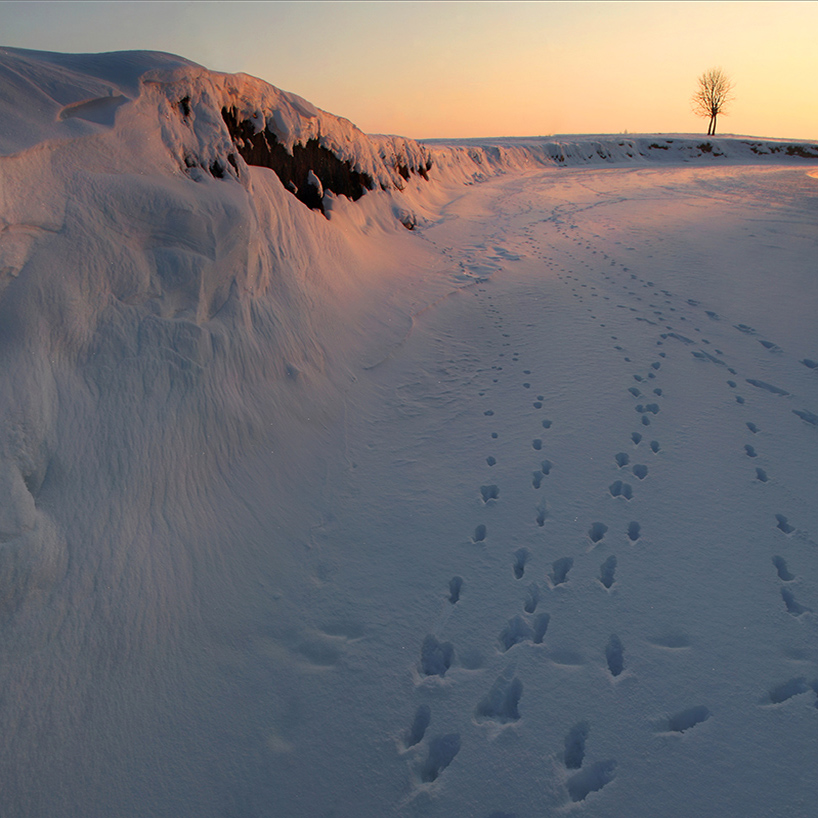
[150, 63, 433, 213]
[0, 48, 433, 215]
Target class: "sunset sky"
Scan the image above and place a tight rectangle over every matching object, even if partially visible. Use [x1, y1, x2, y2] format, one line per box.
[1, 1, 816, 140]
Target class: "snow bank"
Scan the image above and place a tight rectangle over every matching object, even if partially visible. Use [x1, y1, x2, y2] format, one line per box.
[423, 134, 818, 184]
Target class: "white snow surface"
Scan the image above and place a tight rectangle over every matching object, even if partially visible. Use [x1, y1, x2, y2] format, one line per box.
[1, 49, 818, 817]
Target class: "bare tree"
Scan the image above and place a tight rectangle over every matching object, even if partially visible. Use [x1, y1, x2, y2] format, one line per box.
[692, 68, 733, 136]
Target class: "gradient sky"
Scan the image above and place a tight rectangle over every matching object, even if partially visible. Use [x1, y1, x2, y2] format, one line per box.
[1, 1, 816, 140]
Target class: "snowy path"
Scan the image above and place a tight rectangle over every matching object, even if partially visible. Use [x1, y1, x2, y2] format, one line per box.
[280, 166, 818, 817]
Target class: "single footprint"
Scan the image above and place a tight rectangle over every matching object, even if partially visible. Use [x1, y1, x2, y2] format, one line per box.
[632, 432, 642, 445]
[540, 459, 552, 475]
[480, 484, 500, 503]
[499, 616, 533, 651]
[532, 612, 550, 644]
[564, 722, 589, 769]
[420, 635, 454, 677]
[755, 467, 768, 482]
[661, 706, 711, 733]
[405, 705, 431, 748]
[486, 456, 497, 466]
[513, 547, 530, 579]
[524, 582, 540, 613]
[615, 452, 630, 467]
[775, 514, 794, 534]
[532, 439, 543, 450]
[782, 588, 811, 616]
[550, 557, 574, 586]
[449, 576, 464, 603]
[532, 471, 543, 489]
[632, 464, 648, 480]
[772, 557, 794, 582]
[566, 761, 617, 803]
[628, 387, 641, 397]
[650, 440, 660, 453]
[627, 521, 641, 542]
[474, 524, 487, 543]
[765, 678, 810, 705]
[536, 503, 547, 527]
[589, 522, 608, 543]
[475, 672, 522, 723]
[745, 445, 757, 458]
[606, 634, 625, 676]
[542, 419, 553, 429]
[746, 422, 758, 434]
[599, 555, 617, 589]
[419, 734, 461, 783]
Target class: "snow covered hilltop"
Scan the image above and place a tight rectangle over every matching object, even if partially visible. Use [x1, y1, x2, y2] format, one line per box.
[1, 47, 817, 818]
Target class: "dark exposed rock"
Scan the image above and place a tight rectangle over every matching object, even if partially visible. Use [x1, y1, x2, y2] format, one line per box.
[221, 106, 375, 213]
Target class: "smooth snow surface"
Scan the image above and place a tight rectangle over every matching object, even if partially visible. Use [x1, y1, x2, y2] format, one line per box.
[1, 49, 818, 818]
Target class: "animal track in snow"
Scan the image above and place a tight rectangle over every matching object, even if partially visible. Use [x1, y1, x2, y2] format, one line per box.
[609, 480, 634, 500]
[449, 576, 463, 603]
[532, 471, 543, 489]
[474, 524, 487, 543]
[755, 467, 768, 482]
[775, 514, 794, 534]
[564, 722, 589, 769]
[744, 445, 757, 457]
[746, 422, 759, 434]
[499, 616, 533, 651]
[782, 588, 811, 616]
[419, 734, 461, 783]
[772, 557, 794, 581]
[542, 419, 553, 429]
[660, 706, 711, 733]
[599, 555, 617, 589]
[532, 613, 550, 644]
[566, 761, 617, 803]
[746, 379, 789, 396]
[532, 438, 543, 450]
[550, 557, 574, 586]
[793, 409, 818, 426]
[513, 547, 530, 579]
[801, 358, 818, 369]
[420, 635, 454, 677]
[486, 456, 497, 466]
[632, 464, 648, 480]
[480, 484, 499, 503]
[536, 504, 548, 527]
[589, 522, 608, 543]
[405, 705, 431, 748]
[606, 635, 624, 676]
[524, 583, 540, 613]
[475, 672, 522, 723]
[627, 521, 641, 541]
[540, 459, 552, 475]
[764, 678, 810, 705]
[615, 452, 630, 467]
[650, 440, 660, 453]
[631, 432, 642, 445]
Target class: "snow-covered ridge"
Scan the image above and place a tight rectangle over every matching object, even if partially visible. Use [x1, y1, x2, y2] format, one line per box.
[0, 46, 433, 213]
[423, 134, 818, 182]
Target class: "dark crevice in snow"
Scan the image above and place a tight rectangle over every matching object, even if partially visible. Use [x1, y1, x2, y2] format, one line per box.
[221, 106, 383, 213]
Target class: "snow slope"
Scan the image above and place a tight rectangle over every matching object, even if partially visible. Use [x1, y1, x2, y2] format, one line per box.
[1, 48, 817, 817]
